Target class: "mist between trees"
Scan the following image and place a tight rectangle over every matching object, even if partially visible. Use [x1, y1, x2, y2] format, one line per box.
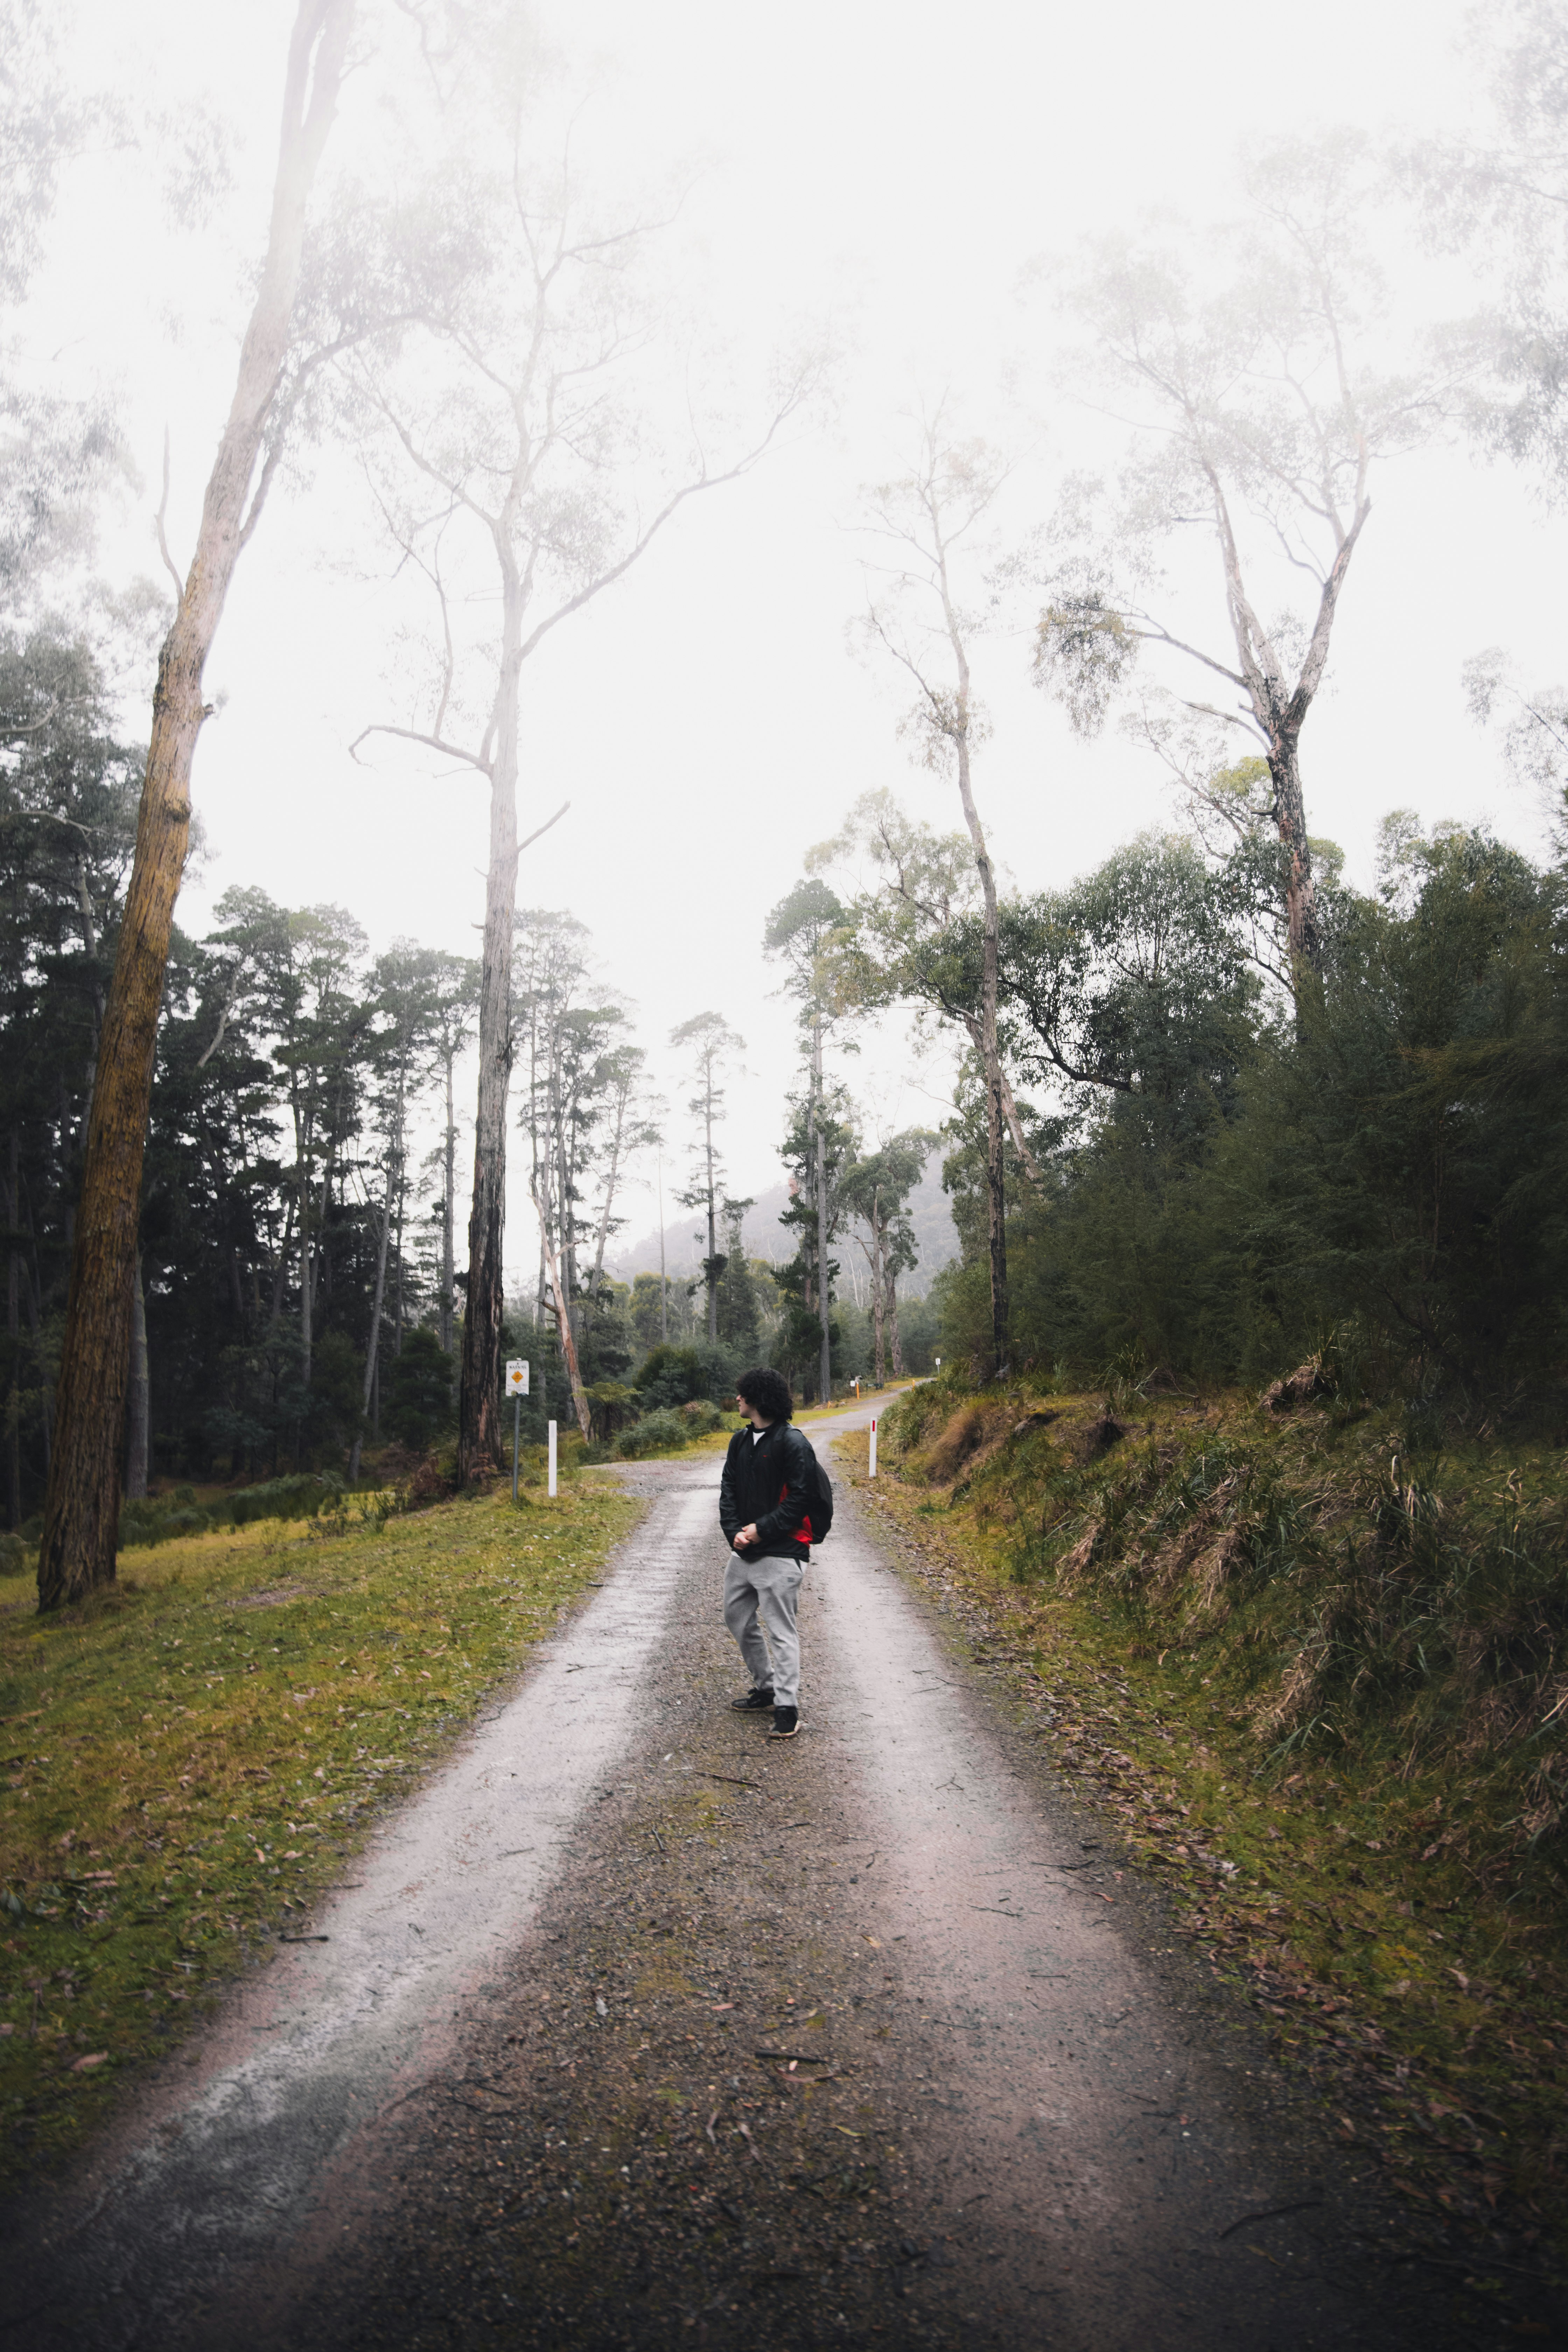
[0, 780, 942, 1542]
[8, 0, 1568, 1601]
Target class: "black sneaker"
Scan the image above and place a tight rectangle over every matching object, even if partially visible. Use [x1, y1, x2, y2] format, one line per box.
[770, 1705, 800, 1739]
[730, 1686, 775, 1712]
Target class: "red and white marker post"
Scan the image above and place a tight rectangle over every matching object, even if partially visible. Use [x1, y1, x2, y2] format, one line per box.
[869, 1416, 877, 1478]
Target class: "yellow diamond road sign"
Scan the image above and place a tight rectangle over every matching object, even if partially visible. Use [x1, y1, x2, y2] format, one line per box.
[505, 1359, 529, 1396]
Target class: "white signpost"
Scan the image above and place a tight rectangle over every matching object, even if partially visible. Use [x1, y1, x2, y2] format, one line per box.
[548, 1419, 558, 1498]
[869, 1415, 877, 1478]
[505, 1360, 529, 1499]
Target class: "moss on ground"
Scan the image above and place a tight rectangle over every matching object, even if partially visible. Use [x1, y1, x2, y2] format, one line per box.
[0, 1479, 643, 2190]
[841, 1379, 1568, 2260]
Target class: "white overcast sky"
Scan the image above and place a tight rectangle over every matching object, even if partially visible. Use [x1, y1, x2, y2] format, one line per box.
[26, 0, 1566, 1278]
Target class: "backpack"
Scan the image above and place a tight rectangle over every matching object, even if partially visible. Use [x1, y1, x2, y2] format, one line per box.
[782, 1426, 835, 1546]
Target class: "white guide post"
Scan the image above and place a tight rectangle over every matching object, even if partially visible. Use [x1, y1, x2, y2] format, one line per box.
[548, 1419, 558, 1498]
[869, 1416, 877, 1478]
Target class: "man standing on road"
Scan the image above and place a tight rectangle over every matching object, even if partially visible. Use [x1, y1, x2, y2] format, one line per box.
[719, 1367, 816, 1740]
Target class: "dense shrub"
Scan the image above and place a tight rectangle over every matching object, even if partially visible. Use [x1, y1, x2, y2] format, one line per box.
[117, 1500, 216, 1548]
[633, 1343, 737, 1409]
[586, 1380, 639, 1441]
[229, 1472, 343, 1526]
[113, 1471, 345, 1554]
[612, 1409, 691, 1458]
[384, 1328, 456, 1451]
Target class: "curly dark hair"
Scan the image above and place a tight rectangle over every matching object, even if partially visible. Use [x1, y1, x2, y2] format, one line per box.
[735, 1366, 794, 1423]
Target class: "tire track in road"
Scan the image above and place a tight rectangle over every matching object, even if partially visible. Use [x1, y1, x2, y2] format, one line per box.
[4, 1414, 1478, 2350]
[808, 1406, 1418, 2347]
[0, 1485, 702, 2351]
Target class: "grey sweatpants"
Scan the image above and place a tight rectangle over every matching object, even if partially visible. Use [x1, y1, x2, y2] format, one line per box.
[723, 1551, 805, 1709]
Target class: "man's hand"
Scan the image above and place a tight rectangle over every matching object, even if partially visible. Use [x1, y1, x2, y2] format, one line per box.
[733, 1524, 759, 1551]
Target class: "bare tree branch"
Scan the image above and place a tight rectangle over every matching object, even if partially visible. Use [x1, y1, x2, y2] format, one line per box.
[348, 720, 491, 772]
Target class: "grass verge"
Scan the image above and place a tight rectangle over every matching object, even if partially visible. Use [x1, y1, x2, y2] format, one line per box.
[0, 1477, 643, 2191]
[836, 1381, 1568, 2267]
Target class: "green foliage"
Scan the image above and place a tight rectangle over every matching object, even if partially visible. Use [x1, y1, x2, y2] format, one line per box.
[612, 1408, 692, 1458]
[227, 1472, 344, 1528]
[115, 1472, 347, 1555]
[930, 821, 1568, 1414]
[713, 1201, 763, 1355]
[115, 1499, 217, 1549]
[632, 1342, 736, 1409]
[384, 1327, 455, 1452]
[999, 831, 1261, 1157]
[577, 1277, 633, 1386]
[629, 1272, 681, 1354]
[584, 1379, 638, 1441]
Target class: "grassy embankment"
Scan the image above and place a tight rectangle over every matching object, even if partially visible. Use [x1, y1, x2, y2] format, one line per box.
[839, 1377, 1568, 2262]
[0, 1475, 643, 2192]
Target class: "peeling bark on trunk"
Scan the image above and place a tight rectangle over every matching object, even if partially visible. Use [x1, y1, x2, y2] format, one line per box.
[997, 1067, 1046, 1193]
[534, 1188, 592, 1442]
[1197, 452, 1365, 981]
[36, 0, 353, 1611]
[457, 554, 522, 1481]
[948, 663, 1008, 1381]
[1268, 734, 1321, 974]
[887, 1272, 905, 1378]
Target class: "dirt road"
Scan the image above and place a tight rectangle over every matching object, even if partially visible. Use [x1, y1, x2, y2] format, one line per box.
[3, 1404, 1482, 2349]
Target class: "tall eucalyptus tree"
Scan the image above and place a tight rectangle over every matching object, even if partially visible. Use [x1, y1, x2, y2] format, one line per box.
[348, 72, 811, 1476]
[670, 1013, 745, 1351]
[38, 0, 356, 1608]
[840, 1131, 932, 1387]
[763, 880, 846, 1404]
[1034, 135, 1437, 978]
[858, 410, 1019, 1378]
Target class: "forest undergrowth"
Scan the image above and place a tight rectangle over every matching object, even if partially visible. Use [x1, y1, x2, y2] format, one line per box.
[842, 1375, 1568, 2266]
[0, 1478, 644, 2193]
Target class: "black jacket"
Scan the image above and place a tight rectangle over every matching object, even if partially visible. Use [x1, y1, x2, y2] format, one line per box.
[719, 1421, 814, 1563]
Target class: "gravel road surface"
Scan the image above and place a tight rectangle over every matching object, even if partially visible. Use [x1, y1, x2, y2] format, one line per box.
[2, 1402, 1485, 2350]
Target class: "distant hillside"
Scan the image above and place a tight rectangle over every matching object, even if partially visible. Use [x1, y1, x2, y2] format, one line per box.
[605, 1148, 959, 1299]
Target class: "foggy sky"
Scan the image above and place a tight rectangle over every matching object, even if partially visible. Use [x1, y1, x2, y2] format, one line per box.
[23, 0, 1559, 1281]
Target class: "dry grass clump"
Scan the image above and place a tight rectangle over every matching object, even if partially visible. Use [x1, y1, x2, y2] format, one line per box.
[895, 1394, 1019, 1486]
